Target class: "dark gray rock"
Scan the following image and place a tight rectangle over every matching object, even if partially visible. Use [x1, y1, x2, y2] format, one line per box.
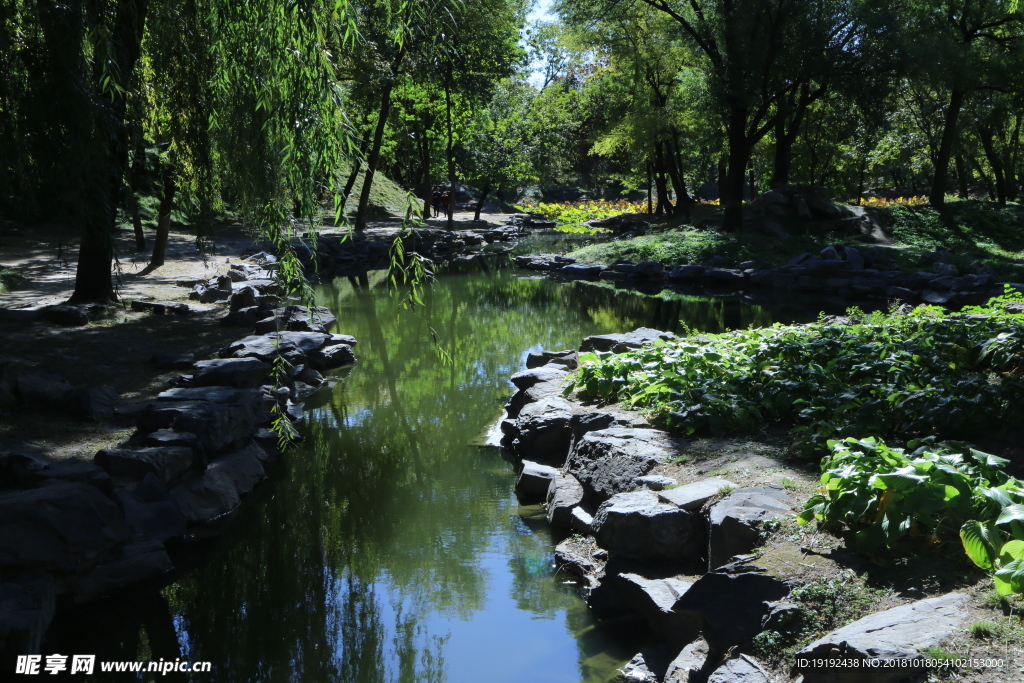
[95, 446, 194, 485]
[71, 539, 172, 603]
[526, 350, 578, 370]
[569, 412, 617, 439]
[703, 267, 745, 281]
[198, 287, 229, 304]
[41, 305, 88, 326]
[168, 447, 266, 524]
[554, 540, 599, 585]
[16, 373, 74, 407]
[117, 474, 186, 542]
[659, 478, 736, 511]
[707, 654, 770, 683]
[592, 490, 701, 561]
[631, 261, 665, 279]
[933, 262, 959, 277]
[546, 474, 585, 528]
[558, 263, 607, 280]
[921, 289, 955, 305]
[664, 639, 711, 683]
[567, 428, 679, 503]
[570, 507, 594, 534]
[607, 572, 698, 647]
[516, 460, 561, 501]
[886, 286, 916, 301]
[0, 482, 130, 576]
[69, 386, 117, 419]
[795, 593, 969, 683]
[708, 485, 792, 569]
[0, 453, 112, 494]
[844, 247, 865, 271]
[192, 358, 271, 389]
[151, 352, 195, 369]
[308, 342, 355, 370]
[129, 301, 189, 316]
[737, 260, 772, 270]
[514, 396, 574, 465]
[668, 265, 707, 281]
[229, 286, 259, 312]
[820, 246, 841, 261]
[0, 576, 56, 655]
[785, 253, 815, 267]
[635, 475, 678, 491]
[671, 572, 790, 651]
[580, 328, 676, 353]
[254, 305, 337, 334]
[510, 365, 569, 390]
[157, 386, 265, 411]
[137, 400, 255, 455]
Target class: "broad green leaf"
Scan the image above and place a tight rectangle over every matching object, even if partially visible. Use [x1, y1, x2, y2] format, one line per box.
[996, 504, 1024, 526]
[960, 520, 1003, 571]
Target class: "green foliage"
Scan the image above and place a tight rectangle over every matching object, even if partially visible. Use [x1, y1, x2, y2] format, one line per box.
[0, 268, 26, 294]
[567, 229, 770, 267]
[796, 437, 1015, 555]
[969, 621, 997, 639]
[565, 297, 1024, 450]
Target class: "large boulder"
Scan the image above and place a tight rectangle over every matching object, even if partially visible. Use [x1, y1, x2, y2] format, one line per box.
[222, 331, 355, 363]
[706, 654, 770, 683]
[606, 572, 698, 648]
[580, 327, 676, 353]
[659, 478, 736, 511]
[671, 572, 791, 652]
[68, 386, 117, 419]
[16, 374, 74, 408]
[515, 461, 560, 501]
[0, 482, 130, 577]
[157, 386, 265, 412]
[567, 428, 679, 503]
[94, 447, 195, 485]
[509, 365, 568, 390]
[795, 593, 970, 683]
[116, 474, 186, 543]
[664, 639, 711, 683]
[707, 485, 792, 569]
[0, 576, 56, 655]
[512, 396, 574, 465]
[70, 539, 172, 603]
[546, 474, 585, 528]
[191, 358, 271, 389]
[592, 490, 701, 562]
[137, 400, 255, 455]
[167, 447, 266, 524]
[254, 305, 337, 334]
[0, 453, 112, 493]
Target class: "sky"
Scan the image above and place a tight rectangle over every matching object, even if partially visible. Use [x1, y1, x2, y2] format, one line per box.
[525, 0, 556, 87]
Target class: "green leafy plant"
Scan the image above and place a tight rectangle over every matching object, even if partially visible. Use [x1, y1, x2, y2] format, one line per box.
[797, 437, 1015, 555]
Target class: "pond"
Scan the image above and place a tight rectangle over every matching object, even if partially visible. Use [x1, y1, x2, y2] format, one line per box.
[46, 236, 844, 682]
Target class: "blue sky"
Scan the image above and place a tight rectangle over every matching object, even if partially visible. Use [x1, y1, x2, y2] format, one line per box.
[528, 0, 555, 23]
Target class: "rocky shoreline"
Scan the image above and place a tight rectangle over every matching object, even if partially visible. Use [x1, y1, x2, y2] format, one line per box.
[494, 328, 974, 683]
[515, 246, 1003, 309]
[0, 252, 359, 657]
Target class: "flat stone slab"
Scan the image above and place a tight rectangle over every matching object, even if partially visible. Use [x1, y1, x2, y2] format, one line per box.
[157, 386, 264, 410]
[510, 365, 568, 390]
[94, 447, 194, 485]
[795, 593, 970, 683]
[708, 485, 792, 569]
[192, 358, 271, 389]
[658, 477, 736, 510]
[579, 327, 676, 353]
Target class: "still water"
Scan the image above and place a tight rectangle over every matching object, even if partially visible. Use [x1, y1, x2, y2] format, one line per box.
[47, 240, 833, 682]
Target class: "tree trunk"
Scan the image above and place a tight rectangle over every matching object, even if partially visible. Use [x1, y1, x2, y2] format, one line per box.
[929, 88, 965, 207]
[69, 0, 150, 304]
[474, 183, 490, 221]
[420, 120, 432, 217]
[445, 67, 456, 231]
[955, 150, 969, 199]
[151, 159, 177, 266]
[722, 105, 750, 232]
[979, 127, 1007, 206]
[125, 138, 146, 250]
[354, 82, 396, 231]
[647, 162, 653, 215]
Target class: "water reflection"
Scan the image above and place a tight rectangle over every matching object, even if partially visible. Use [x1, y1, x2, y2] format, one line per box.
[45, 247, 828, 683]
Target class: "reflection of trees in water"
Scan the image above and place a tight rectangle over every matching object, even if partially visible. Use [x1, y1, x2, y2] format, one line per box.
[108, 262, 798, 683]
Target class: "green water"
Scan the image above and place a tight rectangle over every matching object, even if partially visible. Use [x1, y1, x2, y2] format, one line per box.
[46, 244, 827, 682]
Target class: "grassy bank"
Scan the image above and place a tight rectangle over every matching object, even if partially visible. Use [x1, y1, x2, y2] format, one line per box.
[566, 200, 1024, 280]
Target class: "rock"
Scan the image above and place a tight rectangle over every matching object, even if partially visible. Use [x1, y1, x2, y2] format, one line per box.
[785, 253, 815, 267]
[41, 305, 88, 326]
[737, 260, 773, 270]
[761, 600, 801, 631]
[844, 246, 865, 271]
[16, 373, 74, 407]
[668, 265, 707, 281]
[95, 447, 194, 485]
[168, 447, 266, 524]
[706, 654, 770, 683]
[71, 539, 173, 603]
[69, 386, 117, 419]
[659, 478, 736, 511]
[129, 301, 189, 316]
[516, 460, 561, 501]
[795, 593, 970, 683]
[504, 377, 568, 419]
[796, 197, 812, 219]
[608, 572, 698, 647]
[886, 286, 916, 301]
[554, 540, 599, 584]
[635, 475, 678, 491]
[0, 482, 130, 576]
[510, 365, 568, 390]
[569, 412, 617, 439]
[558, 263, 607, 280]
[708, 485, 792, 569]
[514, 396, 574, 465]
[703, 267, 745, 281]
[157, 386, 265, 412]
[672, 573, 791, 652]
[0, 576, 56, 655]
[921, 289, 955, 305]
[567, 428, 679, 503]
[933, 262, 959, 277]
[192, 358, 271, 389]
[819, 246, 841, 260]
[226, 269, 248, 282]
[632, 261, 665, 279]
[116, 474, 186, 542]
[151, 352, 195, 369]
[546, 474, 585, 528]
[526, 350, 578, 370]
[665, 639, 711, 683]
[0, 453, 112, 493]
[570, 507, 594, 534]
[137, 400, 255, 455]
[229, 286, 259, 312]
[198, 287, 229, 304]
[223, 332, 341, 363]
[580, 328, 676, 353]
[592, 490, 701, 562]
[254, 305, 337, 334]
[308, 342, 356, 370]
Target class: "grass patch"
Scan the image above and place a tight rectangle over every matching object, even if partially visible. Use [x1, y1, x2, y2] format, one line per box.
[0, 266, 26, 293]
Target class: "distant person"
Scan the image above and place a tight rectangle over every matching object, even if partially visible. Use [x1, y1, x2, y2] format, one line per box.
[431, 188, 443, 217]
[442, 192, 451, 219]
